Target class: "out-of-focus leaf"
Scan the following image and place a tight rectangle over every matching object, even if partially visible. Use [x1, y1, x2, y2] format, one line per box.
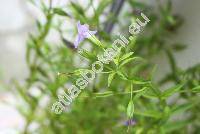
[88, 36, 104, 49]
[95, 0, 111, 17]
[70, 2, 85, 15]
[134, 110, 162, 119]
[172, 43, 187, 51]
[117, 71, 128, 80]
[171, 103, 194, 115]
[133, 87, 147, 102]
[127, 100, 134, 118]
[142, 89, 158, 99]
[165, 49, 178, 82]
[108, 72, 116, 87]
[161, 84, 183, 99]
[128, 1, 147, 9]
[162, 120, 191, 133]
[78, 49, 96, 61]
[120, 52, 134, 62]
[53, 8, 70, 17]
[94, 91, 113, 98]
[119, 57, 142, 68]
[129, 76, 150, 85]
[191, 86, 200, 93]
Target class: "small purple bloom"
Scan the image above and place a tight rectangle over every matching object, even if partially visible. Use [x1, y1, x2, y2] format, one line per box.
[124, 119, 136, 126]
[74, 21, 97, 48]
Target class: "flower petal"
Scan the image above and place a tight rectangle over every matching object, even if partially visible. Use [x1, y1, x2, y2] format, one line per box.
[80, 26, 89, 33]
[74, 35, 84, 48]
[84, 30, 97, 38]
[74, 36, 79, 48]
[75, 21, 98, 48]
[124, 119, 136, 126]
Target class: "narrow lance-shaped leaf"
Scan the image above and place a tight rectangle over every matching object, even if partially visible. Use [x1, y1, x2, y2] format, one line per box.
[162, 120, 191, 133]
[119, 57, 142, 68]
[78, 49, 96, 60]
[127, 100, 134, 118]
[171, 103, 195, 115]
[130, 77, 150, 85]
[120, 52, 134, 62]
[108, 72, 116, 87]
[88, 36, 104, 48]
[161, 84, 183, 99]
[134, 110, 162, 119]
[94, 91, 114, 98]
[117, 71, 128, 80]
[95, 0, 112, 17]
[53, 8, 70, 17]
[191, 86, 200, 93]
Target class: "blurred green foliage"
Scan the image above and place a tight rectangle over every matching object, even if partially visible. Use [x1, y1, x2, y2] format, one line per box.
[13, 0, 200, 133]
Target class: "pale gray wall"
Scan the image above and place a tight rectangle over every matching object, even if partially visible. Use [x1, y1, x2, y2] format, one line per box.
[153, 0, 200, 80]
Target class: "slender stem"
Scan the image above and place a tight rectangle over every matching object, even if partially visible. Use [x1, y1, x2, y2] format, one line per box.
[130, 83, 133, 99]
[78, 88, 147, 99]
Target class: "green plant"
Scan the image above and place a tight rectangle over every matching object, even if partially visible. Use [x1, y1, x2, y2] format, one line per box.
[13, 0, 200, 133]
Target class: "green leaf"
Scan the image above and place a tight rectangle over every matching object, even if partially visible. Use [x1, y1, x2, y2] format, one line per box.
[53, 8, 70, 17]
[162, 120, 191, 132]
[113, 50, 121, 66]
[94, 91, 113, 95]
[191, 86, 200, 92]
[172, 43, 187, 51]
[117, 71, 128, 80]
[113, 58, 119, 66]
[133, 87, 147, 102]
[78, 49, 96, 60]
[70, 2, 86, 22]
[134, 110, 162, 119]
[88, 36, 104, 48]
[165, 49, 178, 80]
[127, 100, 134, 118]
[108, 72, 116, 87]
[171, 103, 194, 115]
[119, 57, 142, 68]
[142, 88, 158, 99]
[120, 52, 134, 62]
[128, 1, 147, 9]
[70, 2, 85, 16]
[149, 65, 158, 80]
[161, 84, 183, 99]
[130, 77, 150, 85]
[94, 91, 114, 98]
[96, 0, 111, 16]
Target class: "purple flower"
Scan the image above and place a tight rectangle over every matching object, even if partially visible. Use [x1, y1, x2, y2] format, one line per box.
[74, 21, 97, 48]
[124, 119, 136, 126]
